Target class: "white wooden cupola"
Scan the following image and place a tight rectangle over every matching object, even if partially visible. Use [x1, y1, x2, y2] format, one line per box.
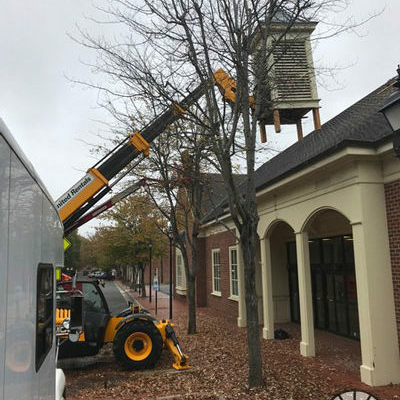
[252, 11, 321, 142]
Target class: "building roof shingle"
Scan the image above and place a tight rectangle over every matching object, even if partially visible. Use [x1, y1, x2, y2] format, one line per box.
[203, 77, 397, 223]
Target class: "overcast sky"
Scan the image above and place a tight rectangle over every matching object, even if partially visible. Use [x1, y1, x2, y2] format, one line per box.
[1, 0, 399, 235]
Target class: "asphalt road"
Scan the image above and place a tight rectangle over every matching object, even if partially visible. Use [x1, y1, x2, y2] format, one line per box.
[100, 280, 130, 315]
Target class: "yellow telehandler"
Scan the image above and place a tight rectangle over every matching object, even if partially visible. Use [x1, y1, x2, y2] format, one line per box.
[56, 278, 189, 370]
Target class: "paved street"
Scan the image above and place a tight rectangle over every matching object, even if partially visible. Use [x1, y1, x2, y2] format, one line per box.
[101, 280, 186, 320]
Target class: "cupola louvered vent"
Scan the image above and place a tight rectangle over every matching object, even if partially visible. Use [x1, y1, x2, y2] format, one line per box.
[272, 40, 313, 101]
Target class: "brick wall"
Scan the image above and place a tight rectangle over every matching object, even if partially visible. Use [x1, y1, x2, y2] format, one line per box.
[196, 237, 207, 307]
[384, 180, 400, 345]
[143, 247, 174, 285]
[204, 230, 239, 323]
[164, 230, 239, 320]
[170, 238, 207, 307]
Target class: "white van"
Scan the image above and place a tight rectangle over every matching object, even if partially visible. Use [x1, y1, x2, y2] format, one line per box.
[0, 119, 65, 400]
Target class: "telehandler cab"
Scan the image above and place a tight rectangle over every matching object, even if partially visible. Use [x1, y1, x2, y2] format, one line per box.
[56, 279, 189, 370]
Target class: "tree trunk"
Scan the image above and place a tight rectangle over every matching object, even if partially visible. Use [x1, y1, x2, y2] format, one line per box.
[241, 224, 264, 388]
[140, 265, 146, 297]
[179, 243, 197, 335]
[187, 274, 196, 334]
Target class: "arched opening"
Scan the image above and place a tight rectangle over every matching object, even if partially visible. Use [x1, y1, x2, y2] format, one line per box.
[303, 209, 360, 340]
[266, 220, 296, 325]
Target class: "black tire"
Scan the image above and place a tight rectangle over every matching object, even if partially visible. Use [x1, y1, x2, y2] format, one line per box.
[113, 320, 163, 369]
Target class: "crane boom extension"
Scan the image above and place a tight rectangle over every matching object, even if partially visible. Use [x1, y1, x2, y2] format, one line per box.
[63, 179, 146, 236]
[57, 69, 237, 232]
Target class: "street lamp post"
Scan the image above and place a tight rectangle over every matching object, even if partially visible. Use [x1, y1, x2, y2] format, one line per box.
[140, 263, 146, 297]
[149, 242, 153, 303]
[169, 228, 173, 320]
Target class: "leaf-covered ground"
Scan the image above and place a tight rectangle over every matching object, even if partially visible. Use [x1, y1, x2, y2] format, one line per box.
[65, 309, 400, 400]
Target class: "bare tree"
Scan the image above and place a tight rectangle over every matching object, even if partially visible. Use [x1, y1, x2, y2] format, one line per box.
[75, 0, 377, 388]
[140, 123, 210, 335]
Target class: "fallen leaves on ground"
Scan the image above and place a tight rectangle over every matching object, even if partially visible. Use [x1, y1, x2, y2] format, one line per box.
[65, 310, 400, 400]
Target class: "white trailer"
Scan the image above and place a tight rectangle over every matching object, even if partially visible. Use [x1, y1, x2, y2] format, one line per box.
[0, 119, 65, 400]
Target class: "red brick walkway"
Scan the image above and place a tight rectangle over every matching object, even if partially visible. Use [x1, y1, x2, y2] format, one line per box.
[117, 282, 187, 320]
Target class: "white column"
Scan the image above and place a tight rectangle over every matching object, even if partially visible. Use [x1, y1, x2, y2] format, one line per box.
[295, 231, 315, 357]
[260, 237, 274, 339]
[237, 243, 247, 328]
[351, 188, 400, 386]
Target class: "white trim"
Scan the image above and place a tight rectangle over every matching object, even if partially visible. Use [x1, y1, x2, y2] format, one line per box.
[211, 248, 221, 295]
[201, 212, 232, 229]
[201, 144, 397, 229]
[176, 287, 187, 296]
[228, 245, 239, 298]
[200, 220, 236, 236]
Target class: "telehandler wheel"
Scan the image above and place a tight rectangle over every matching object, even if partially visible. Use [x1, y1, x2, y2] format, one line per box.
[113, 320, 163, 369]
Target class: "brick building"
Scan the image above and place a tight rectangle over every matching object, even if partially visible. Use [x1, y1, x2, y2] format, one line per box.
[170, 75, 400, 386]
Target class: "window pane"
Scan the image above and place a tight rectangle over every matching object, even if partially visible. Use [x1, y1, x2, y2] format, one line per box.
[213, 250, 221, 293]
[344, 238, 354, 263]
[83, 283, 106, 313]
[177, 265, 181, 287]
[176, 253, 184, 288]
[230, 249, 239, 296]
[309, 240, 321, 264]
[336, 302, 348, 335]
[36, 264, 54, 372]
[322, 237, 343, 264]
[288, 242, 297, 265]
[348, 304, 360, 339]
[322, 239, 332, 263]
[231, 249, 237, 265]
[213, 251, 220, 265]
[232, 280, 239, 296]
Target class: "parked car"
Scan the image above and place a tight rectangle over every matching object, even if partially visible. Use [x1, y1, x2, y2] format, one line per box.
[88, 270, 101, 279]
[102, 272, 115, 281]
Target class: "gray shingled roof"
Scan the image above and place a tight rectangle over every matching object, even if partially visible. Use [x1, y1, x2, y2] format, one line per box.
[200, 173, 245, 218]
[203, 77, 397, 223]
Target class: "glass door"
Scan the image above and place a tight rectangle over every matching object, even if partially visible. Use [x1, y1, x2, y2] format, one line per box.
[312, 270, 326, 329]
[287, 236, 359, 340]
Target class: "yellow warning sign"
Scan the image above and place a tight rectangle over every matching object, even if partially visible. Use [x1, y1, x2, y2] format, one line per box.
[64, 238, 71, 251]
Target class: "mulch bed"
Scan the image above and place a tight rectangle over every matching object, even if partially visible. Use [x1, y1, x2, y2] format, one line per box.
[65, 309, 400, 400]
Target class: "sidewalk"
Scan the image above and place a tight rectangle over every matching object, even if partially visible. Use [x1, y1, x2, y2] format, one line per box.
[117, 281, 187, 320]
